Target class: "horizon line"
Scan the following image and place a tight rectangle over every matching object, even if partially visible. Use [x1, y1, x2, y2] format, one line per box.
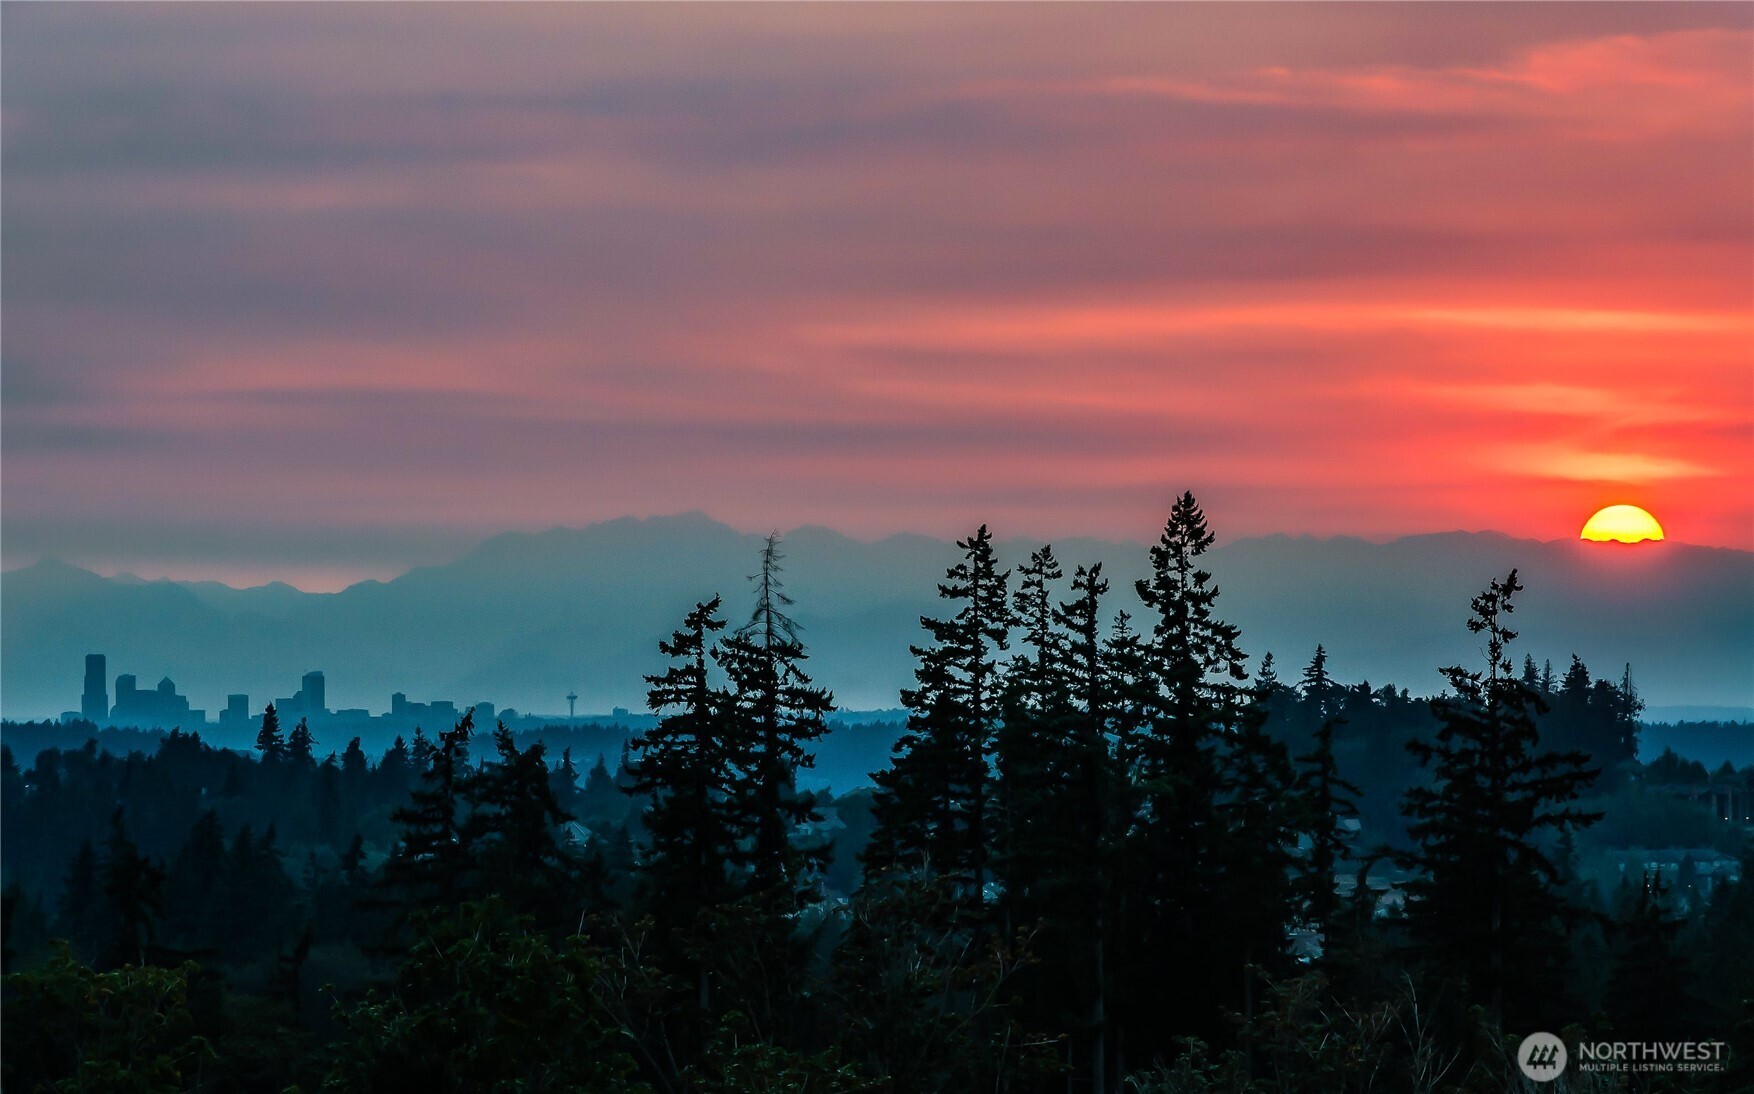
[3, 512, 1732, 596]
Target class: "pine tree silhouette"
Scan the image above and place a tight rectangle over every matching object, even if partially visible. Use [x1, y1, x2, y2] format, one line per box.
[382, 711, 477, 912]
[716, 533, 834, 899]
[1299, 645, 1340, 723]
[994, 544, 1067, 938]
[58, 839, 103, 963]
[465, 723, 574, 920]
[626, 597, 741, 1012]
[100, 809, 165, 968]
[1399, 570, 1601, 1029]
[287, 718, 317, 766]
[1123, 491, 1251, 1042]
[1292, 718, 1361, 940]
[867, 525, 1013, 917]
[254, 704, 285, 762]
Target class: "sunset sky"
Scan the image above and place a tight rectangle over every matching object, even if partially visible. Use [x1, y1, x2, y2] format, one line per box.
[4, 4, 1750, 590]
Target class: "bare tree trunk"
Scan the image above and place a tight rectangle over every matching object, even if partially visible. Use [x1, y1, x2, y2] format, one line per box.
[1092, 908, 1107, 1094]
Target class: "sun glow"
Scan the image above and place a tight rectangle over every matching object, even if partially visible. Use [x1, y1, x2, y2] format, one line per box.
[1580, 504, 1665, 543]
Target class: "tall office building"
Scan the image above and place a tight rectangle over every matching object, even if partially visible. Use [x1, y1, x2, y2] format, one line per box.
[218, 694, 251, 736]
[276, 671, 329, 719]
[81, 654, 108, 722]
[302, 671, 326, 714]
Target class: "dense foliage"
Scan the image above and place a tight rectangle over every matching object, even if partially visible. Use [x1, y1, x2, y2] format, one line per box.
[4, 497, 1750, 1092]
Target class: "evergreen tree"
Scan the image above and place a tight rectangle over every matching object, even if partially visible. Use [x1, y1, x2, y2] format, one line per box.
[1216, 675, 1302, 1054]
[100, 808, 166, 968]
[1255, 651, 1281, 693]
[1291, 717, 1366, 1011]
[1613, 663, 1643, 765]
[1399, 570, 1601, 1030]
[1292, 718, 1361, 937]
[287, 718, 317, 766]
[867, 525, 1012, 915]
[162, 809, 226, 952]
[382, 711, 477, 912]
[1046, 560, 1128, 1091]
[409, 727, 436, 770]
[378, 734, 415, 804]
[254, 704, 285, 762]
[58, 840, 103, 963]
[1136, 492, 1249, 719]
[579, 752, 624, 827]
[716, 532, 834, 898]
[464, 723, 574, 920]
[341, 833, 367, 885]
[994, 544, 1067, 935]
[548, 747, 584, 820]
[1299, 645, 1340, 723]
[218, 823, 299, 962]
[626, 597, 739, 1009]
[340, 736, 370, 804]
[1560, 654, 1591, 701]
[1250, 652, 1300, 733]
[1123, 491, 1251, 1042]
[1101, 609, 1157, 777]
[582, 825, 638, 915]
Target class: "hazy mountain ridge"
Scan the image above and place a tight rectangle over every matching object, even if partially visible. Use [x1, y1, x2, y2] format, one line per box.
[4, 514, 1750, 720]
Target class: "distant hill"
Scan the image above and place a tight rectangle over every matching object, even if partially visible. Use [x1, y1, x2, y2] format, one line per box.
[4, 513, 1750, 721]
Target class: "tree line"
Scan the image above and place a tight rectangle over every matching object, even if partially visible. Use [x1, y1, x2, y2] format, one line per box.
[4, 494, 1751, 1092]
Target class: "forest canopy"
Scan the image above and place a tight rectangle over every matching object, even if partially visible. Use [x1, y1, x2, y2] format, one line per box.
[4, 500, 1750, 1093]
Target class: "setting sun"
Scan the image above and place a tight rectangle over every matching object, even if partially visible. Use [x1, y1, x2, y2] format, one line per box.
[1580, 504, 1665, 544]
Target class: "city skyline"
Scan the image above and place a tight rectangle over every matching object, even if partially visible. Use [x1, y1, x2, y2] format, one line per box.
[59, 654, 614, 731]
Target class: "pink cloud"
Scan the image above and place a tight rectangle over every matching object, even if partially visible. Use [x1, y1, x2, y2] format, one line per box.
[992, 28, 1750, 140]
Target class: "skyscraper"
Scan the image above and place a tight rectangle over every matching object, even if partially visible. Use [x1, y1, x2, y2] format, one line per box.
[81, 653, 108, 722]
[302, 671, 326, 714]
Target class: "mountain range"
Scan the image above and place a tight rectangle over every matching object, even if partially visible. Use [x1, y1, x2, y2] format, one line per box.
[4, 512, 1750, 722]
